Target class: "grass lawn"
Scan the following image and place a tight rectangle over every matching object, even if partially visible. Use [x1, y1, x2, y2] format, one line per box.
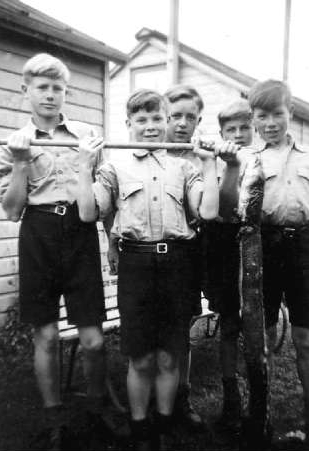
[0, 317, 304, 451]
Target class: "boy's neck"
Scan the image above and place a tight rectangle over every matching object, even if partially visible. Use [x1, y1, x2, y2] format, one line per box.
[266, 134, 289, 150]
[32, 113, 61, 132]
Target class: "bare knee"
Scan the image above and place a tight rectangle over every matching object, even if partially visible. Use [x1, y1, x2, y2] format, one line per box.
[130, 353, 156, 374]
[157, 350, 178, 373]
[34, 323, 59, 353]
[78, 326, 104, 352]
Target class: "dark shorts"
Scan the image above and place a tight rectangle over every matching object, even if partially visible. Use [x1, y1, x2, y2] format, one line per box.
[200, 222, 240, 319]
[117, 240, 201, 359]
[262, 225, 309, 329]
[19, 203, 105, 328]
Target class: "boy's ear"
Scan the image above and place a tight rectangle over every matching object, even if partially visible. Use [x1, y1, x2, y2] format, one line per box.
[21, 84, 28, 96]
[125, 118, 131, 130]
[219, 129, 223, 139]
[198, 116, 202, 125]
[167, 115, 171, 123]
[289, 104, 294, 119]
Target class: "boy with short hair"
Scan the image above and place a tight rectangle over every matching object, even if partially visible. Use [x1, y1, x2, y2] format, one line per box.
[205, 99, 254, 438]
[222, 79, 309, 444]
[0, 53, 109, 449]
[164, 84, 204, 429]
[77, 88, 220, 450]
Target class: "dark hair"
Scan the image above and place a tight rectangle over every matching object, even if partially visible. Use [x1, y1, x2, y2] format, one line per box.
[164, 84, 204, 112]
[248, 79, 292, 111]
[218, 99, 252, 128]
[126, 89, 167, 117]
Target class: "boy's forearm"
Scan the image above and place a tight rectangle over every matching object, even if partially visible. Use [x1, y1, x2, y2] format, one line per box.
[199, 158, 219, 220]
[78, 167, 97, 222]
[219, 163, 240, 220]
[2, 160, 29, 221]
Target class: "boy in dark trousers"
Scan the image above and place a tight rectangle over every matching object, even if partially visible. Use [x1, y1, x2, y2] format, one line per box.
[205, 100, 254, 439]
[77, 89, 220, 450]
[222, 79, 309, 445]
[164, 85, 204, 429]
[0, 53, 109, 449]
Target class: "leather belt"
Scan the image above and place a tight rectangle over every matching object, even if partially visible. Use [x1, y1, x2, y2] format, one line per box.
[119, 239, 197, 254]
[262, 224, 309, 238]
[27, 203, 71, 216]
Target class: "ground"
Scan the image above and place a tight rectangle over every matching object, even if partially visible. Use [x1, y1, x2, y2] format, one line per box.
[0, 316, 305, 451]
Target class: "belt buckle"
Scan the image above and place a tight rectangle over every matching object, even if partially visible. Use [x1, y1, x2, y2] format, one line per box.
[55, 205, 66, 216]
[283, 227, 296, 238]
[157, 243, 168, 253]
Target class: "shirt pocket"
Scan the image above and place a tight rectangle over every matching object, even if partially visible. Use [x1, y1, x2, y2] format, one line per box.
[164, 184, 185, 232]
[297, 166, 309, 181]
[118, 181, 146, 234]
[28, 151, 53, 182]
[263, 166, 278, 180]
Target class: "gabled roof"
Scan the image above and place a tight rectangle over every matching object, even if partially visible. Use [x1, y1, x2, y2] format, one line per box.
[111, 27, 309, 123]
[0, 0, 128, 65]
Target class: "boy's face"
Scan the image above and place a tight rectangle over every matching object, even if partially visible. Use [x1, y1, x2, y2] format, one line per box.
[22, 76, 66, 120]
[126, 107, 167, 143]
[220, 118, 253, 147]
[166, 98, 201, 143]
[253, 102, 292, 146]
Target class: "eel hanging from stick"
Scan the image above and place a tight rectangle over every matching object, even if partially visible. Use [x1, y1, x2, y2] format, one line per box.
[238, 153, 272, 450]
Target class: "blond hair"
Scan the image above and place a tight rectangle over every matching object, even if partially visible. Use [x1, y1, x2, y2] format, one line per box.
[22, 53, 70, 84]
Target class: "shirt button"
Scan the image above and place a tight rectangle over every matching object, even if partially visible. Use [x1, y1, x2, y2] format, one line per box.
[287, 180, 291, 184]
[57, 169, 63, 174]
[153, 176, 157, 181]
[153, 196, 158, 201]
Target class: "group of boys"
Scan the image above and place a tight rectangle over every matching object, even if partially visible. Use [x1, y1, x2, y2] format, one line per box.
[0, 52, 309, 451]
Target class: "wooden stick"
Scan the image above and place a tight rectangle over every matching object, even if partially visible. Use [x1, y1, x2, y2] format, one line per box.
[0, 139, 196, 150]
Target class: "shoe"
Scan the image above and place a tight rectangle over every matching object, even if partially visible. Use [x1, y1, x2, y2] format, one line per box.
[87, 409, 130, 439]
[174, 384, 203, 430]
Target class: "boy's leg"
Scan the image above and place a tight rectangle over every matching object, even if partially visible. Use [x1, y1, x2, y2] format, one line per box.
[33, 322, 69, 451]
[155, 350, 179, 449]
[175, 349, 203, 427]
[128, 353, 155, 420]
[78, 325, 105, 398]
[216, 314, 241, 434]
[291, 326, 309, 440]
[128, 353, 155, 451]
[33, 322, 61, 408]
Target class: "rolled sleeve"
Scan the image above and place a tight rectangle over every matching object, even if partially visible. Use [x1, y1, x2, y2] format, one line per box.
[93, 163, 118, 220]
[184, 160, 203, 194]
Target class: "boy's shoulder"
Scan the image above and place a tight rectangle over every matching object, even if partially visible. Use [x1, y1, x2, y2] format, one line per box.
[65, 119, 97, 139]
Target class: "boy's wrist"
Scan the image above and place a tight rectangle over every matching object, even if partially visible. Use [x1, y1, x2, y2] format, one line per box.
[226, 160, 241, 168]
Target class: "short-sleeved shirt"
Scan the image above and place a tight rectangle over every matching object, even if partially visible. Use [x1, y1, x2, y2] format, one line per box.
[93, 148, 203, 241]
[241, 135, 309, 226]
[0, 114, 101, 205]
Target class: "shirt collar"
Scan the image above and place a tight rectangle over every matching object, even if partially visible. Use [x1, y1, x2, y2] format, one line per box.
[23, 113, 79, 139]
[133, 147, 167, 168]
[259, 133, 307, 153]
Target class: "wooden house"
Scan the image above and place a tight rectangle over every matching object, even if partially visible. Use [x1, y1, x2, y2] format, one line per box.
[0, 0, 127, 325]
[109, 27, 309, 146]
